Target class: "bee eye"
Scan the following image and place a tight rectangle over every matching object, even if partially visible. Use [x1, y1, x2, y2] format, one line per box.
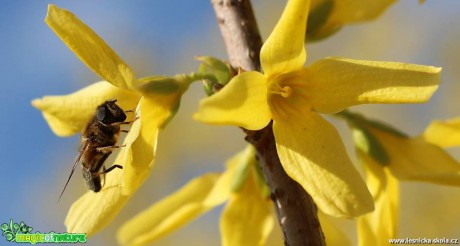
[96, 105, 108, 122]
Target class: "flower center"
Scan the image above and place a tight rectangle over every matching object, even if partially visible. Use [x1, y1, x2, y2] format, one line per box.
[270, 83, 293, 98]
[267, 71, 309, 121]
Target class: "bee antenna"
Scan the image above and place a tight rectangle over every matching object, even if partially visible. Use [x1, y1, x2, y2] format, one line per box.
[58, 141, 89, 203]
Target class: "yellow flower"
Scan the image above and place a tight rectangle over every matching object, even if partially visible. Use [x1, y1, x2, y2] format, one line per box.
[194, 0, 441, 217]
[117, 146, 274, 246]
[308, 0, 396, 40]
[32, 5, 191, 236]
[368, 122, 460, 185]
[356, 152, 399, 246]
[318, 212, 353, 246]
[422, 117, 460, 148]
[347, 114, 460, 245]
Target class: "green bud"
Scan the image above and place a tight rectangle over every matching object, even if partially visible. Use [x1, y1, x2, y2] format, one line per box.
[196, 56, 233, 86]
[231, 155, 251, 193]
[134, 73, 205, 131]
[196, 56, 235, 96]
[352, 126, 389, 165]
[336, 110, 407, 165]
[306, 0, 341, 42]
[337, 110, 410, 165]
[136, 76, 181, 95]
[366, 118, 409, 138]
[337, 110, 408, 138]
[229, 146, 271, 198]
[252, 158, 271, 198]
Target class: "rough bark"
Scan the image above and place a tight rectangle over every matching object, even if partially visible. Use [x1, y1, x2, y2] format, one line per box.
[211, 0, 326, 245]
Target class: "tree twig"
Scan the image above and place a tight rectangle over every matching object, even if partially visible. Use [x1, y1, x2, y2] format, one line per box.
[211, 0, 326, 245]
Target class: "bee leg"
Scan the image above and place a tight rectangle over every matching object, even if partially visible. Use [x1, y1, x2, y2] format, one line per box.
[96, 145, 126, 153]
[112, 117, 140, 126]
[99, 164, 123, 188]
[119, 119, 138, 125]
[119, 117, 139, 133]
[124, 109, 135, 113]
[100, 167, 106, 187]
[101, 164, 123, 174]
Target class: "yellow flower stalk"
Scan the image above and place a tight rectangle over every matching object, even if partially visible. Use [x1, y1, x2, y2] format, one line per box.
[32, 5, 192, 236]
[195, 0, 441, 217]
[345, 113, 460, 245]
[117, 146, 274, 246]
[308, 0, 396, 40]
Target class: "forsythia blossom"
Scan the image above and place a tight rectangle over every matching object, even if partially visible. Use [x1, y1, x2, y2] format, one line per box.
[194, 0, 441, 217]
[32, 5, 192, 236]
[117, 146, 274, 246]
[342, 112, 460, 245]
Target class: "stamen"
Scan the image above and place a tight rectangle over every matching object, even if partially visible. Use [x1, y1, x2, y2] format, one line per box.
[270, 83, 293, 98]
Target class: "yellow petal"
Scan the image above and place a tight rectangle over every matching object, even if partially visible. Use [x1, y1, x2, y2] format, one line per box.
[318, 212, 352, 246]
[32, 81, 139, 136]
[306, 57, 441, 114]
[260, 0, 309, 75]
[330, 0, 395, 24]
[330, 0, 395, 23]
[221, 169, 274, 246]
[422, 118, 460, 148]
[122, 90, 183, 195]
[224, 145, 255, 193]
[121, 98, 157, 195]
[46, 5, 137, 89]
[118, 174, 219, 246]
[194, 71, 271, 130]
[118, 171, 234, 246]
[370, 127, 460, 186]
[273, 112, 374, 217]
[308, 0, 395, 40]
[117, 151, 244, 245]
[65, 140, 131, 237]
[65, 116, 155, 237]
[357, 152, 399, 246]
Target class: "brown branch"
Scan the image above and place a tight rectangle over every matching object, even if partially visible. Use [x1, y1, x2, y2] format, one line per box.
[211, 0, 326, 245]
[212, 0, 261, 72]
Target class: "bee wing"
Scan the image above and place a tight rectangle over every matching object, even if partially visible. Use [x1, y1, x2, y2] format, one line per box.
[58, 139, 90, 202]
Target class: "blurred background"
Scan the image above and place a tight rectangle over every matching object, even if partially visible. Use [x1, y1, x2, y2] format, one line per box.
[1, 0, 459, 245]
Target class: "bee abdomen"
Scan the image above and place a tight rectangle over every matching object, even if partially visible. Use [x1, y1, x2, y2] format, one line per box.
[82, 168, 102, 192]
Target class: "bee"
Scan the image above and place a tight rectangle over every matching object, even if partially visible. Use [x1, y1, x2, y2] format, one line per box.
[58, 99, 133, 201]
